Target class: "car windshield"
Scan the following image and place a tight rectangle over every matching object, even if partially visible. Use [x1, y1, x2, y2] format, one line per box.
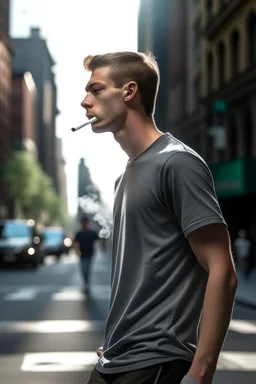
[44, 230, 64, 241]
[0, 222, 31, 239]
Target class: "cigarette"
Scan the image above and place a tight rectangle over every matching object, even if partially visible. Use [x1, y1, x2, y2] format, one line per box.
[71, 116, 97, 132]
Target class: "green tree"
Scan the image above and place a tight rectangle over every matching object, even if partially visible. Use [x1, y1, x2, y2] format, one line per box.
[47, 195, 68, 227]
[26, 171, 56, 222]
[3, 151, 41, 216]
[4, 150, 69, 226]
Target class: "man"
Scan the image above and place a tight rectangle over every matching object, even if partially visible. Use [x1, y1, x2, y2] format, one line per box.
[80, 52, 237, 384]
[73, 216, 99, 294]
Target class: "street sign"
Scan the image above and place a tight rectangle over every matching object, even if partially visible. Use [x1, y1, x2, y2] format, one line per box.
[213, 99, 227, 114]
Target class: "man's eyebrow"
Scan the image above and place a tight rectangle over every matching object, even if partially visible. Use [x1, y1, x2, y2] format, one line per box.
[85, 82, 104, 92]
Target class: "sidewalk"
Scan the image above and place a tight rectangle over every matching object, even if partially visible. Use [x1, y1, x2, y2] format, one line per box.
[235, 267, 256, 309]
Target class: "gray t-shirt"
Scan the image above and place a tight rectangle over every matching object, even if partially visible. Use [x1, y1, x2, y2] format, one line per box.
[96, 133, 226, 374]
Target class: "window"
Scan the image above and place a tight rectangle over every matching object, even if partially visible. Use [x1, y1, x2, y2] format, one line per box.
[228, 114, 237, 160]
[230, 30, 240, 76]
[218, 41, 225, 85]
[193, 76, 200, 110]
[207, 52, 213, 92]
[247, 12, 256, 65]
[244, 107, 253, 157]
[221, 0, 230, 9]
[206, 0, 212, 16]
[193, 21, 201, 53]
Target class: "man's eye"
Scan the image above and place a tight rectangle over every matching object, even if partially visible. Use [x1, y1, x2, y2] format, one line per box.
[93, 89, 102, 93]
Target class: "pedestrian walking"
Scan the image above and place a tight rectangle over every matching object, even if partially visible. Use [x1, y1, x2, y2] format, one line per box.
[73, 216, 100, 294]
[233, 229, 252, 279]
[79, 52, 237, 384]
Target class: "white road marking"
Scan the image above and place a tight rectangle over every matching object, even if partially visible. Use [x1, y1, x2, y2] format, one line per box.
[229, 320, 256, 334]
[2, 319, 254, 335]
[217, 352, 256, 370]
[0, 320, 105, 333]
[0, 284, 111, 301]
[21, 352, 98, 372]
[52, 291, 86, 300]
[4, 288, 37, 301]
[17, 351, 256, 372]
[0, 285, 53, 293]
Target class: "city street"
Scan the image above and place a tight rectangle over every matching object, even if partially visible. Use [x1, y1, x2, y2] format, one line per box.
[0, 249, 256, 384]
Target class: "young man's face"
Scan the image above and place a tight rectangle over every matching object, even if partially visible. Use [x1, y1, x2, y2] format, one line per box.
[81, 66, 127, 134]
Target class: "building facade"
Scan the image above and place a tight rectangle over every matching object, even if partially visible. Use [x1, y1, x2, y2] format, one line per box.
[138, 0, 204, 154]
[180, 0, 204, 155]
[201, 0, 256, 242]
[11, 71, 37, 158]
[0, 0, 12, 218]
[56, 137, 68, 211]
[12, 27, 59, 192]
[138, 0, 256, 245]
[138, 0, 171, 129]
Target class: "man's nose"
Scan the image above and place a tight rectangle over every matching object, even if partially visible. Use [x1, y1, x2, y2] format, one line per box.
[81, 95, 92, 109]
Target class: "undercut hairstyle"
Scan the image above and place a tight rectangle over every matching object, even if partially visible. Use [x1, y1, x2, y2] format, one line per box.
[83, 51, 160, 117]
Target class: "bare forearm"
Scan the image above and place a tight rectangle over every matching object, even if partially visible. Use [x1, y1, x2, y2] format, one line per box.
[188, 270, 237, 383]
[73, 242, 80, 256]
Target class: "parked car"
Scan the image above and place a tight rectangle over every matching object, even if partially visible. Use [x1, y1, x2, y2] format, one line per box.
[43, 226, 72, 260]
[0, 219, 45, 269]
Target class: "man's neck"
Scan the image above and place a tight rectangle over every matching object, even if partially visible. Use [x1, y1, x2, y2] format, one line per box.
[113, 115, 163, 161]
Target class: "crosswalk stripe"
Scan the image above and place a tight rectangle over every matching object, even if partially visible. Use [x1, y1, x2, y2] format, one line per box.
[0, 318, 255, 335]
[21, 352, 97, 372]
[0, 285, 111, 301]
[17, 351, 256, 372]
[5, 288, 37, 301]
[217, 352, 256, 370]
[0, 320, 105, 333]
[229, 320, 256, 334]
[0, 284, 110, 293]
[52, 291, 86, 300]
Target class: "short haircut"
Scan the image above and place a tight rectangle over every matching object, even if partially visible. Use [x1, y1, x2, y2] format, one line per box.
[83, 51, 160, 117]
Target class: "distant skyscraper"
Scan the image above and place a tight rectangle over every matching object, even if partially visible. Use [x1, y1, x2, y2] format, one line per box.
[78, 158, 92, 198]
[77, 158, 101, 219]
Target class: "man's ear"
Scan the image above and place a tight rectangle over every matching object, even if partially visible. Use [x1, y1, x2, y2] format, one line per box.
[124, 81, 138, 101]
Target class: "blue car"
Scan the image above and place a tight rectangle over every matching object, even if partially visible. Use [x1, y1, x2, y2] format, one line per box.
[43, 227, 72, 260]
[0, 219, 45, 269]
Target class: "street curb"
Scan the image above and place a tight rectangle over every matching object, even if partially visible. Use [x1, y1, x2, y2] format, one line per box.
[235, 297, 256, 310]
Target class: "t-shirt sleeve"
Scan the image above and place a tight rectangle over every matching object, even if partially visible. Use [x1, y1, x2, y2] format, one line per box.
[161, 152, 226, 238]
[73, 232, 80, 242]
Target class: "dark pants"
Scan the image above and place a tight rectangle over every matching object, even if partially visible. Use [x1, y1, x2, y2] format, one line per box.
[80, 258, 92, 285]
[86, 360, 191, 384]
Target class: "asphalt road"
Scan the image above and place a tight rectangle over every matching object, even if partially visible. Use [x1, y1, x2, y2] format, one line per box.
[0, 249, 256, 384]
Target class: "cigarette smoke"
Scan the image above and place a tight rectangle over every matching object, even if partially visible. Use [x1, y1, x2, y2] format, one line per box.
[78, 189, 113, 238]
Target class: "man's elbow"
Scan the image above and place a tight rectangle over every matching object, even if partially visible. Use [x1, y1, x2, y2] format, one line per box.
[227, 269, 238, 293]
[210, 264, 238, 292]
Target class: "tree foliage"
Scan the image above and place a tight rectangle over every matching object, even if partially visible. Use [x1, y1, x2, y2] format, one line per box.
[3, 150, 68, 226]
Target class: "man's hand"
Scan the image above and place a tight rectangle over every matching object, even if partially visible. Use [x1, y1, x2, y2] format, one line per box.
[97, 346, 103, 357]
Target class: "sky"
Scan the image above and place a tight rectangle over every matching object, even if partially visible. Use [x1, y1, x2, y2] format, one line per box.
[10, 0, 140, 215]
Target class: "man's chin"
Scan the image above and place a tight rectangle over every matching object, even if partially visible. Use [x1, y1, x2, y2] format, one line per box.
[91, 123, 111, 134]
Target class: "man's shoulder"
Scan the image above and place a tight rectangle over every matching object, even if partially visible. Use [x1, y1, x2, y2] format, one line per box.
[155, 134, 206, 168]
[74, 231, 82, 239]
